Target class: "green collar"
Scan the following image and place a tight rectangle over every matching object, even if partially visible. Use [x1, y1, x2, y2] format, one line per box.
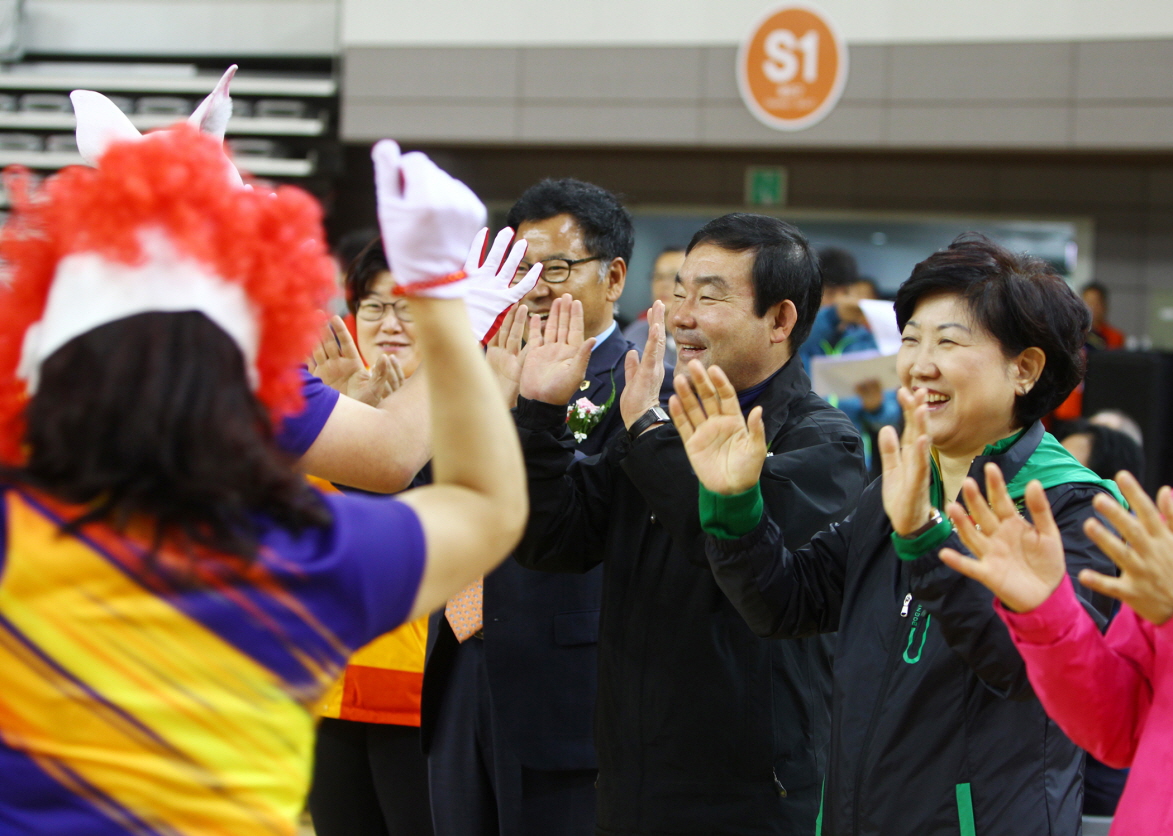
[930, 427, 1126, 508]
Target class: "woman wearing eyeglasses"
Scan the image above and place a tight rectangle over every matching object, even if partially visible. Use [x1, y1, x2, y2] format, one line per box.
[309, 238, 433, 836]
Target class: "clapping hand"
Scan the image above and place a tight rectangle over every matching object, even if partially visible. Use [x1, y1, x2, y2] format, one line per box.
[1079, 471, 1173, 626]
[619, 301, 667, 431]
[938, 465, 1068, 613]
[485, 302, 529, 407]
[878, 387, 933, 536]
[669, 361, 766, 496]
[308, 315, 405, 406]
[517, 294, 595, 406]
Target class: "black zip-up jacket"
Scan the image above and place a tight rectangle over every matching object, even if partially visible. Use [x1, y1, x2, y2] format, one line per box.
[514, 358, 867, 835]
[707, 421, 1116, 836]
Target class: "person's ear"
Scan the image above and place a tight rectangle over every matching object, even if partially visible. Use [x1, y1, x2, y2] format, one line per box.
[604, 257, 627, 303]
[1011, 346, 1046, 396]
[769, 299, 799, 346]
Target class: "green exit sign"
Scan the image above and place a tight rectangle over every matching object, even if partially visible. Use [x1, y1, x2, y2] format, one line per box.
[745, 166, 788, 207]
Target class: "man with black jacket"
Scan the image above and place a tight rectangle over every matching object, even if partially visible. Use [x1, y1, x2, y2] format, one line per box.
[423, 179, 640, 836]
[512, 213, 868, 835]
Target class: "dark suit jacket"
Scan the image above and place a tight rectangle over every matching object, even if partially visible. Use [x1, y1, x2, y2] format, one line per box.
[421, 328, 638, 771]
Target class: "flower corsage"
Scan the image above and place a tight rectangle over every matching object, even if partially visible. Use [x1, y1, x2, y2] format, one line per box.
[566, 374, 616, 443]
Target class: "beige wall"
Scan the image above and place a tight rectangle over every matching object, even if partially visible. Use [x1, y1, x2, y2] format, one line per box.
[342, 41, 1173, 151]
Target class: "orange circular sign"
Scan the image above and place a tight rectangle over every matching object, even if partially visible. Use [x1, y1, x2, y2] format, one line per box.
[737, 3, 849, 131]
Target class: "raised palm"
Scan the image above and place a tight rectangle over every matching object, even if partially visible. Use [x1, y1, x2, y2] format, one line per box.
[485, 303, 528, 406]
[939, 464, 1067, 613]
[878, 386, 934, 536]
[669, 360, 766, 496]
[518, 295, 594, 406]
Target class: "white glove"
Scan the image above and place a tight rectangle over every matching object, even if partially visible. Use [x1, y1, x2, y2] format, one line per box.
[373, 139, 487, 290]
[461, 227, 542, 344]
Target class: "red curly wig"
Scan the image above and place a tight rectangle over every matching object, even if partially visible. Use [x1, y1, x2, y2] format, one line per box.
[0, 125, 335, 465]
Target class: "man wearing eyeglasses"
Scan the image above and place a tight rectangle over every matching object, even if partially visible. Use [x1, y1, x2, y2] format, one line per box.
[422, 178, 652, 836]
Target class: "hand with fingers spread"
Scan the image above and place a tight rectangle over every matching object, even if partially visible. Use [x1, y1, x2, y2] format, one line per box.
[619, 301, 668, 430]
[308, 316, 406, 407]
[517, 294, 595, 406]
[669, 361, 766, 496]
[485, 302, 529, 407]
[1079, 471, 1173, 625]
[938, 464, 1068, 613]
[461, 227, 543, 345]
[878, 386, 935, 536]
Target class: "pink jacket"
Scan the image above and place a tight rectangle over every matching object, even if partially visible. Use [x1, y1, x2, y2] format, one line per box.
[997, 576, 1173, 835]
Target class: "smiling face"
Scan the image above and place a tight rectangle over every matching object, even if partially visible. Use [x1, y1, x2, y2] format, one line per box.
[355, 271, 420, 378]
[671, 243, 794, 391]
[516, 213, 624, 339]
[897, 292, 1031, 458]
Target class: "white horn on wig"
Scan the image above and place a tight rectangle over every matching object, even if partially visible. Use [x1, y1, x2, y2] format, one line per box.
[72, 64, 243, 186]
[70, 89, 143, 165]
[188, 64, 237, 142]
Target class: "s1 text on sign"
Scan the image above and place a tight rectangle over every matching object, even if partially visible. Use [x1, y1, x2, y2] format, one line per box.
[737, 3, 849, 132]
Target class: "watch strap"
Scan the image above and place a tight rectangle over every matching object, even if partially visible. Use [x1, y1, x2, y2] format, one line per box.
[900, 507, 944, 540]
[628, 406, 669, 440]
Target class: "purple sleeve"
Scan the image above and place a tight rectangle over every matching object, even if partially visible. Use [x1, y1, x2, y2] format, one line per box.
[275, 369, 341, 457]
[311, 491, 427, 643]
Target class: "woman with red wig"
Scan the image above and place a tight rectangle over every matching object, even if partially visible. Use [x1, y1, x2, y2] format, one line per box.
[0, 118, 534, 836]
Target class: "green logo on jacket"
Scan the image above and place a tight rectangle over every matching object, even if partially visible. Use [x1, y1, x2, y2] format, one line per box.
[903, 604, 931, 664]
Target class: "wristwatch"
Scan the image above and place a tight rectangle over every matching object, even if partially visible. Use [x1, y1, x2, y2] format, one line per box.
[900, 507, 944, 539]
[628, 406, 669, 440]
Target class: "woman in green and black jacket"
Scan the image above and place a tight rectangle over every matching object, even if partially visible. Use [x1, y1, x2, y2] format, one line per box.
[671, 233, 1119, 836]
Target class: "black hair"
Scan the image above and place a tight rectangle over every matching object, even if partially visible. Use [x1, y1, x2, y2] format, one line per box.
[333, 227, 380, 276]
[817, 246, 859, 289]
[505, 178, 634, 264]
[686, 213, 822, 349]
[345, 236, 390, 314]
[894, 232, 1090, 427]
[9, 311, 331, 569]
[1060, 421, 1146, 482]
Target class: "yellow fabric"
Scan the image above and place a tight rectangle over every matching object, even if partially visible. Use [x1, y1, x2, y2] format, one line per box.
[0, 492, 317, 836]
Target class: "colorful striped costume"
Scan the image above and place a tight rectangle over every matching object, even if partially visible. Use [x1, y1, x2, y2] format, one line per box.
[0, 486, 426, 836]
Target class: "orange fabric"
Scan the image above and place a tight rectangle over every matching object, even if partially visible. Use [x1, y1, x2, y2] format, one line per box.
[338, 668, 424, 726]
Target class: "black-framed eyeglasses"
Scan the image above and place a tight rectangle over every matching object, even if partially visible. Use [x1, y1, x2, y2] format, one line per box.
[356, 298, 413, 323]
[516, 255, 603, 284]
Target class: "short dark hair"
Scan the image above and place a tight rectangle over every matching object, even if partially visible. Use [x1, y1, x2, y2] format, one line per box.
[686, 213, 822, 349]
[505, 178, 634, 264]
[345, 236, 390, 315]
[817, 246, 859, 289]
[894, 233, 1090, 427]
[333, 227, 379, 275]
[9, 312, 330, 568]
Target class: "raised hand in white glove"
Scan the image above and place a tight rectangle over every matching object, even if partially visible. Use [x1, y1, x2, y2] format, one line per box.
[372, 139, 540, 343]
[461, 227, 542, 344]
[373, 139, 486, 291]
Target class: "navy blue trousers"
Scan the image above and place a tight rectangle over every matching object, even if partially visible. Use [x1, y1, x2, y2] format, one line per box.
[427, 637, 596, 836]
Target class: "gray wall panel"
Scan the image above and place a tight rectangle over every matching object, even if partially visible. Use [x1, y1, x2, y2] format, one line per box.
[1075, 40, 1173, 100]
[520, 47, 703, 101]
[342, 40, 1173, 151]
[888, 42, 1074, 102]
[884, 103, 1070, 148]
